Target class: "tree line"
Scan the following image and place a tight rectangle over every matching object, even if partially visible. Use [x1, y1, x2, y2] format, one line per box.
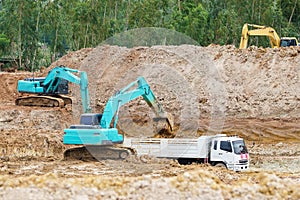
[0, 0, 299, 71]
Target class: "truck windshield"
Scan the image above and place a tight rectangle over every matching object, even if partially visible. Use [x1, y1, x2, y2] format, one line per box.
[232, 140, 248, 154]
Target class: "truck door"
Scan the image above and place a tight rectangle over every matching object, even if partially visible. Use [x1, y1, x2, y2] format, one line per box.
[219, 140, 235, 165]
[210, 139, 234, 166]
[210, 140, 219, 162]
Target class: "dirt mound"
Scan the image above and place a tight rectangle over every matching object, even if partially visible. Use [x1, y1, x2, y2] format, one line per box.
[0, 72, 30, 104]
[72, 45, 300, 140]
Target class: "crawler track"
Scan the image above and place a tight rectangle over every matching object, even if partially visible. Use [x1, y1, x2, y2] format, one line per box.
[15, 95, 72, 107]
[63, 146, 135, 161]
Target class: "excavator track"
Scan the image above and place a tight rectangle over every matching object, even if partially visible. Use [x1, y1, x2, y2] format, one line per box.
[15, 95, 72, 107]
[63, 145, 135, 161]
[58, 95, 72, 105]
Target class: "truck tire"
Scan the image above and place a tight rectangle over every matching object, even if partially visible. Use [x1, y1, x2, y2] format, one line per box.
[119, 150, 130, 159]
[178, 158, 192, 165]
[214, 163, 227, 169]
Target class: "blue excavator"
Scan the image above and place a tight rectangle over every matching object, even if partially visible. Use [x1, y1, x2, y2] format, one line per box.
[63, 76, 173, 160]
[16, 66, 91, 113]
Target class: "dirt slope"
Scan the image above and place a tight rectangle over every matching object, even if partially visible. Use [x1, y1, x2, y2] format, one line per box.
[64, 45, 300, 141]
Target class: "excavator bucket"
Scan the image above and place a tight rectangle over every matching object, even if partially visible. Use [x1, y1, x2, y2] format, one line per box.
[153, 112, 174, 137]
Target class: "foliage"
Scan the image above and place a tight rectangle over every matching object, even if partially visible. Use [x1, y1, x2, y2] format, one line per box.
[0, 0, 299, 71]
[0, 33, 10, 56]
[170, 1, 208, 45]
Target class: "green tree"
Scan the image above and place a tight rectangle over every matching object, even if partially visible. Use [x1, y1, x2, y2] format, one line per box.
[0, 0, 42, 70]
[213, 9, 239, 45]
[0, 33, 10, 57]
[41, 0, 72, 62]
[128, 0, 172, 28]
[170, 1, 208, 45]
[0, 0, 299, 71]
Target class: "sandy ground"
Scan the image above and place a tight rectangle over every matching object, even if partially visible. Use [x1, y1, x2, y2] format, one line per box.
[0, 45, 299, 199]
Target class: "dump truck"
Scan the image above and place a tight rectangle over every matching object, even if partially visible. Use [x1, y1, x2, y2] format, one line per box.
[122, 134, 249, 171]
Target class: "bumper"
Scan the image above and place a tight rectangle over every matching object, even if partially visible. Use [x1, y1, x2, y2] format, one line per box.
[227, 163, 249, 172]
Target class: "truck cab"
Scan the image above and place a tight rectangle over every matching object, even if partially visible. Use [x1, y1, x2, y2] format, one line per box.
[210, 136, 249, 171]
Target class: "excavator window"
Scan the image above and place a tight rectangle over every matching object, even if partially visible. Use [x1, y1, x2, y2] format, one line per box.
[280, 39, 297, 47]
[280, 40, 288, 47]
[290, 40, 297, 46]
[79, 114, 103, 126]
[80, 116, 93, 125]
[96, 114, 102, 125]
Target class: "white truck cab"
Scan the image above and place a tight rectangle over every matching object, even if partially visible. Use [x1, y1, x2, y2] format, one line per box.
[210, 136, 249, 171]
[123, 134, 249, 171]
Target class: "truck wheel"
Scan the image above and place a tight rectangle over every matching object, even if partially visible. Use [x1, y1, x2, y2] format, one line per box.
[215, 163, 226, 168]
[178, 158, 190, 165]
[119, 150, 129, 159]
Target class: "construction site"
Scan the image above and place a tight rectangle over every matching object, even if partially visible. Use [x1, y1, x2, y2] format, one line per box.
[0, 44, 300, 199]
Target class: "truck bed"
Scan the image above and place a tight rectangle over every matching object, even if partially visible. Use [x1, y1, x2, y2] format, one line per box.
[123, 136, 215, 159]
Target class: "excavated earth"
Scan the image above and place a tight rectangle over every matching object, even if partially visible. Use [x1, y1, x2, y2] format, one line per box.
[0, 45, 300, 199]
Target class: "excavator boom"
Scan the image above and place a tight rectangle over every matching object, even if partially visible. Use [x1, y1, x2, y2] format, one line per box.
[239, 23, 299, 49]
[101, 77, 173, 130]
[239, 23, 281, 49]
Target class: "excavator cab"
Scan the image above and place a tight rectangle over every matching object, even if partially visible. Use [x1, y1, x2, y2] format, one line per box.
[280, 37, 298, 47]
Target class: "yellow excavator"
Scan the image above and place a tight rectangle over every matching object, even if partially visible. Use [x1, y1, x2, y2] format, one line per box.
[239, 23, 299, 49]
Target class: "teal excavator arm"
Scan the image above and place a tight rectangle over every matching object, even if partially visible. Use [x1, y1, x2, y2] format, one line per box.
[43, 66, 91, 113]
[101, 76, 171, 130]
